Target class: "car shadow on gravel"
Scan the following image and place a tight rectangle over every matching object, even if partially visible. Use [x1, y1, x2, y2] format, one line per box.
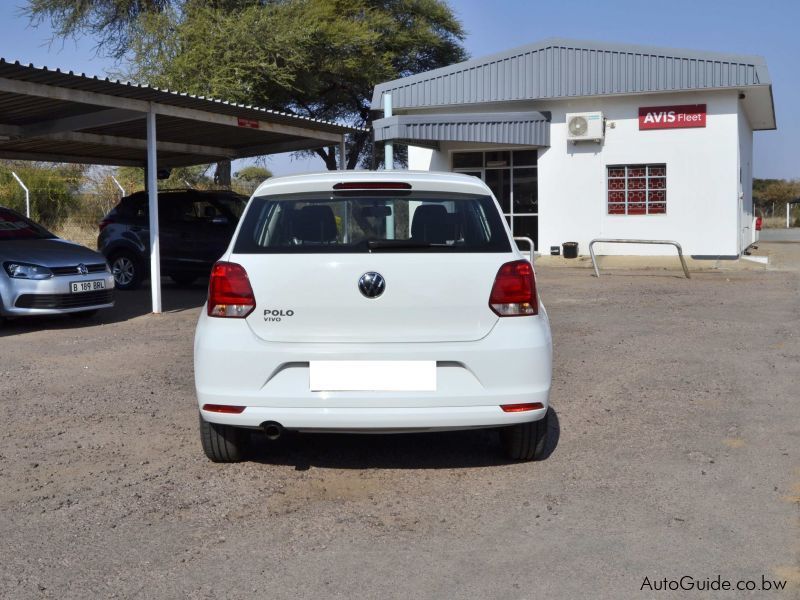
[0, 278, 207, 336]
[247, 408, 560, 470]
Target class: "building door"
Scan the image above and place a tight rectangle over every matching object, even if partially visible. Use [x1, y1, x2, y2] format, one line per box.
[452, 149, 538, 250]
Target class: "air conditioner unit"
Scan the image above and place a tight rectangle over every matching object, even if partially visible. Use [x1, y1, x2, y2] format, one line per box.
[566, 111, 604, 143]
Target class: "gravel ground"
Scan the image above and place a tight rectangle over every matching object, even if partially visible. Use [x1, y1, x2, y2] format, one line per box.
[0, 244, 798, 599]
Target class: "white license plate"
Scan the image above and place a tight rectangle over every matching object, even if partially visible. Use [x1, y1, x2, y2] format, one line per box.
[309, 360, 436, 392]
[70, 280, 106, 293]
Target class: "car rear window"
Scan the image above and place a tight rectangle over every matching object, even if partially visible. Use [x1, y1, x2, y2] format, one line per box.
[0, 208, 55, 240]
[118, 192, 246, 222]
[213, 195, 246, 219]
[233, 192, 511, 254]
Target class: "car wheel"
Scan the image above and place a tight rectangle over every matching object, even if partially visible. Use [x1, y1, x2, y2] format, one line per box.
[199, 413, 248, 462]
[170, 272, 198, 286]
[110, 251, 143, 290]
[500, 410, 549, 461]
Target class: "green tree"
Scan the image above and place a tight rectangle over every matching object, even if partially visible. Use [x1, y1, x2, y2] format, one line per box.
[160, 164, 214, 189]
[0, 161, 86, 228]
[27, 0, 174, 59]
[111, 164, 214, 193]
[233, 165, 272, 195]
[753, 178, 800, 220]
[26, 0, 466, 171]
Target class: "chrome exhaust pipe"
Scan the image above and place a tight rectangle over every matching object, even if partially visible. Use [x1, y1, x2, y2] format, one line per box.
[262, 421, 284, 440]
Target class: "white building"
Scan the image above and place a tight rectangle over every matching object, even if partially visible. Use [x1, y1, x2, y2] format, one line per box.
[372, 39, 776, 257]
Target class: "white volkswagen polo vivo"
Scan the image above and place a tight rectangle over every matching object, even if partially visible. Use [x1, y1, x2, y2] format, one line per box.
[194, 171, 552, 462]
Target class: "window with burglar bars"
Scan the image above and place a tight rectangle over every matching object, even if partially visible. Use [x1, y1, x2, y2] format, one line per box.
[607, 164, 666, 215]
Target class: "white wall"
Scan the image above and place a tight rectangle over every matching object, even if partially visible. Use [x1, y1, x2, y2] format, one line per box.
[738, 105, 755, 249]
[541, 90, 741, 256]
[408, 146, 449, 171]
[407, 90, 747, 257]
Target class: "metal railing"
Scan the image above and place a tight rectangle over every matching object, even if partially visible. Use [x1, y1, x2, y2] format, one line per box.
[589, 238, 690, 279]
[514, 236, 536, 264]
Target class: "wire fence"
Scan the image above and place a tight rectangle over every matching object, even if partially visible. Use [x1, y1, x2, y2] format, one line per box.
[50, 193, 118, 249]
[1, 165, 262, 250]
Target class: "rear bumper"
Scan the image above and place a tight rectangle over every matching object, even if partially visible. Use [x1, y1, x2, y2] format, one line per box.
[194, 309, 552, 431]
[201, 403, 548, 432]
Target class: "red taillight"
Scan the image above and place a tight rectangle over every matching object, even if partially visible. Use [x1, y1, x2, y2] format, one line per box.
[202, 404, 246, 414]
[501, 403, 544, 413]
[207, 261, 256, 318]
[489, 260, 538, 316]
[332, 182, 412, 190]
[98, 218, 114, 232]
[755, 216, 762, 231]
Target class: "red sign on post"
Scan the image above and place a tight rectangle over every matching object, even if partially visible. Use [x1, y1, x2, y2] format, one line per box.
[237, 117, 260, 129]
[639, 104, 706, 130]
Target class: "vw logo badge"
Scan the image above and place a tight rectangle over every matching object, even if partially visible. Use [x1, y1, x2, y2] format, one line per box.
[77, 263, 88, 275]
[358, 272, 385, 299]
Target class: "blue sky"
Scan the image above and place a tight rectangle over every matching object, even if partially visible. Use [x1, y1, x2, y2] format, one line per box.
[0, 0, 796, 178]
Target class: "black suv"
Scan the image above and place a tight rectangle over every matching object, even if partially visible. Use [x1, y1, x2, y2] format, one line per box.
[98, 189, 247, 290]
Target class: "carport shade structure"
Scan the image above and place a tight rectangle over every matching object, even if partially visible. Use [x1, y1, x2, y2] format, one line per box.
[0, 58, 362, 313]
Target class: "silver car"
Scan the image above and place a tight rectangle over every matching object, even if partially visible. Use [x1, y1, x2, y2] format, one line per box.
[0, 207, 114, 321]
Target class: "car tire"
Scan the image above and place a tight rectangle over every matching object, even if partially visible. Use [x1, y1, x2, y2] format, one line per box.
[500, 410, 549, 461]
[109, 251, 143, 291]
[170, 273, 198, 286]
[199, 413, 248, 462]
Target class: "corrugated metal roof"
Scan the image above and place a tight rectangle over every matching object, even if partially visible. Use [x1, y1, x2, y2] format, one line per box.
[373, 112, 549, 148]
[0, 58, 363, 167]
[373, 37, 773, 114]
[0, 58, 362, 134]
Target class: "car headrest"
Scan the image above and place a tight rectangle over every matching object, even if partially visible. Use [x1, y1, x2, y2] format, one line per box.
[411, 204, 454, 244]
[292, 205, 338, 243]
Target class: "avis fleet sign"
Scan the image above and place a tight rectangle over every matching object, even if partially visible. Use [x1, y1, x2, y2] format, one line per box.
[639, 104, 706, 130]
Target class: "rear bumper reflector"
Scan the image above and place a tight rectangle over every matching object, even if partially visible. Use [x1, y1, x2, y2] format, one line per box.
[202, 404, 246, 414]
[500, 402, 544, 413]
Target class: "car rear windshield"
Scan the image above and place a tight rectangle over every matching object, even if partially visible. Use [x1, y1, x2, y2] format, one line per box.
[0, 208, 55, 240]
[117, 192, 247, 221]
[214, 195, 246, 219]
[233, 191, 511, 254]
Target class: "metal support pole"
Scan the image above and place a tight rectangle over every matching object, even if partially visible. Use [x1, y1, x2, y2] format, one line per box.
[383, 94, 393, 170]
[10, 171, 29, 217]
[370, 128, 377, 171]
[382, 94, 395, 238]
[788, 202, 791, 229]
[146, 104, 162, 314]
[111, 175, 125, 197]
[342, 135, 350, 241]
